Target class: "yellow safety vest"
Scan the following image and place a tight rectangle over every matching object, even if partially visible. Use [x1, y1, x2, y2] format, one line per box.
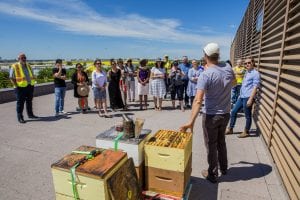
[233, 65, 246, 85]
[12, 62, 35, 87]
[164, 61, 172, 74]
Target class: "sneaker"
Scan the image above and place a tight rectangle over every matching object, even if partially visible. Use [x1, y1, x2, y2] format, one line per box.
[59, 110, 68, 115]
[201, 170, 217, 183]
[225, 128, 233, 135]
[55, 112, 59, 117]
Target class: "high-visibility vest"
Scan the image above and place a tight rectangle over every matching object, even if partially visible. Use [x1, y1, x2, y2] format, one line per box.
[233, 65, 246, 85]
[11, 62, 35, 87]
[164, 61, 172, 74]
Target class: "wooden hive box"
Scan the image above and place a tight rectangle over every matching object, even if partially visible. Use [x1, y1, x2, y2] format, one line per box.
[96, 127, 152, 167]
[145, 155, 192, 198]
[144, 130, 192, 172]
[135, 161, 145, 189]
[51, 145, 130, 200]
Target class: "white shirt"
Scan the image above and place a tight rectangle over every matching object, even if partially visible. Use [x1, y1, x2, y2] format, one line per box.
[92, 70, 107, 88]
[151, 67, 165, 76]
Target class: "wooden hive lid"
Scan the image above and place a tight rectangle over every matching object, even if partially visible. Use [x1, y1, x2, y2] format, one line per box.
[51, 145, 127, 178]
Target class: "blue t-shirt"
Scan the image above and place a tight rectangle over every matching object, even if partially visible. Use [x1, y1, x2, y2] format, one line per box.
[240, 69, 260, 98]
[179, 63, 191, 80]
[197, 63, 235, 114]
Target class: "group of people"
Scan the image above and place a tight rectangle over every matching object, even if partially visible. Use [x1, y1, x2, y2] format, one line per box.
[10, 45, 260, 185]
[69, 55, 207, 115]
[138, 56, 205, 111]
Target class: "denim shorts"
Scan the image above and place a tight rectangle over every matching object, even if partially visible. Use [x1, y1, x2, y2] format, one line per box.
[93, 87, 106, 100]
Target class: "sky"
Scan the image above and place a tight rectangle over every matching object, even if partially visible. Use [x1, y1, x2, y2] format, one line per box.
[0, 0, 249, 60]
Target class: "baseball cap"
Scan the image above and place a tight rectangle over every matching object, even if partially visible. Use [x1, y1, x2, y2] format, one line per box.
[203, 43, 219, 56]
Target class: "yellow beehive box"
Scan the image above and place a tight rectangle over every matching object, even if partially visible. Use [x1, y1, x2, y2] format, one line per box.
[144, 130, 192, 172]
[51, 146, 127, 200]
[146, 155, 192, 197]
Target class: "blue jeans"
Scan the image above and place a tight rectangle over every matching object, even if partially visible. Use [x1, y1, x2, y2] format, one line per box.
[231, 85, 241, 104]
[55, 87, 66, 113]
[229, 97, 252, 131]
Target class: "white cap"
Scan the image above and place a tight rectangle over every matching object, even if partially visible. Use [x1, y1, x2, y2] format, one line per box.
[203, 43, 219, 56]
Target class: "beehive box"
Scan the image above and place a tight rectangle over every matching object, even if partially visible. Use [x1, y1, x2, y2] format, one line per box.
[107, 157, 142, 200]
[135, 161, 145, 189]
[145, 156, 192, 198]
[144, 130, 192, 172]
[51, 145, 129, 200]
[96, 127, 152, 166]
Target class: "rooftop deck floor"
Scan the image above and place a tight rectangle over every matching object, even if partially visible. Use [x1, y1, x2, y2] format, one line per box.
[0, 90, 288, 200]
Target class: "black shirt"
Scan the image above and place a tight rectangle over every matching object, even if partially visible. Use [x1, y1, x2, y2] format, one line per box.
[52, 68, 66, 87]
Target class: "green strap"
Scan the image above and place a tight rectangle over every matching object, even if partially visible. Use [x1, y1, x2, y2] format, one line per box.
[70, 162, 80, 200]
[69, 150, 100, 200]
[71, 150, 91, 155]
[114, 132, 124, 151]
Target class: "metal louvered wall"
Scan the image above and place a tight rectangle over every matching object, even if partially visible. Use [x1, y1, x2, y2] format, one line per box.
[230, 0, 300, 199]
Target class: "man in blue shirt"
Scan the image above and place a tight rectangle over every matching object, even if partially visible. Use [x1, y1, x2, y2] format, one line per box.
[226, 57, 260, 138]
[180, 43, 235, 183]
[179, 56, 192, 108]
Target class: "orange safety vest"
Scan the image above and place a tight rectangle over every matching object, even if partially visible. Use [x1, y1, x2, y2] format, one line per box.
[12, 62, 36, 87]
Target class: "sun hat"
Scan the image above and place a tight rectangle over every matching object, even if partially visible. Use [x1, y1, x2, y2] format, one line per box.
[203, 43, 220, 56]
[77, 84, 90, 97]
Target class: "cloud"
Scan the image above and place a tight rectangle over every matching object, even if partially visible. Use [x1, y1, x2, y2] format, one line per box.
[0, 0, 232, 48]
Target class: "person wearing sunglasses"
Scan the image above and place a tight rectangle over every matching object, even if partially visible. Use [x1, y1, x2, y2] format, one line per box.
[226, 57, 260, 138]
[92, 59, 111, 118]
[107, 59, 125, 111]
[71, 63, 89, 113]
[10, 53, 38, 123]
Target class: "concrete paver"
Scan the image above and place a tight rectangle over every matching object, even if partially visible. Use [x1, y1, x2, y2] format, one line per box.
[0, 90, 288, 200]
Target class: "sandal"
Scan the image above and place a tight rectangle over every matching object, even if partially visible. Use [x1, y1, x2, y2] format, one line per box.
[98, 111, 104, 117]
